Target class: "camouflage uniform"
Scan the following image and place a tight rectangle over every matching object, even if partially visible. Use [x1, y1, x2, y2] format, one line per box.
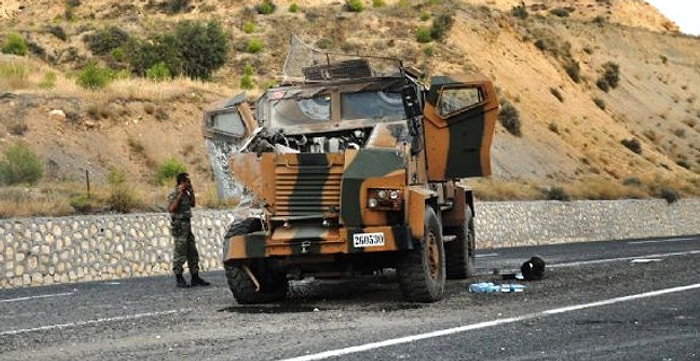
[168, 187, 200, 276]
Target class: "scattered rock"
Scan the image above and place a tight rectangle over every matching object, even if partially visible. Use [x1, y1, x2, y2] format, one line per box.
[49, 109, 66, 122]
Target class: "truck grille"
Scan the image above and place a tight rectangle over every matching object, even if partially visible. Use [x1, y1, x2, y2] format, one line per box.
[274, 155, 343, 216]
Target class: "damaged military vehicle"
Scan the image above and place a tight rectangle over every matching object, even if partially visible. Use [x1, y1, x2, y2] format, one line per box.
[202, 37, 498, 303]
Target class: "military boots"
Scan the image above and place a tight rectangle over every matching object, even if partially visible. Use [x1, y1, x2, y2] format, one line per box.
[190, 273, 211, 286]
[175, 274, 190, 288]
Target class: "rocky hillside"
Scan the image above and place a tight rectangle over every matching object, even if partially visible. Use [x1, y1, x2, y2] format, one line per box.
[0, 0, 698, 216]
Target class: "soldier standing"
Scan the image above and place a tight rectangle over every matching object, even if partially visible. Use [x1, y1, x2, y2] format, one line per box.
[167, 172, 210, 288]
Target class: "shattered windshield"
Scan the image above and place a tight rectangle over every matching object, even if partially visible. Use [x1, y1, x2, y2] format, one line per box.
[341, 90, 406, 122]
[269, 94, 331, 127]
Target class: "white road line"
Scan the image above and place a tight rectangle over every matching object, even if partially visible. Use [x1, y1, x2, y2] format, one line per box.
[628, 237, 697, 245]
[0, 292, 75, 303]
[0, 309, 190, 336]
[278, 283, 700, 361]
[475, 253, 499, 258]
[549, 250, 700, 268]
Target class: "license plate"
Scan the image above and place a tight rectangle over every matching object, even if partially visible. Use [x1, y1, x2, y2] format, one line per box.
[353, 232, 385, 248]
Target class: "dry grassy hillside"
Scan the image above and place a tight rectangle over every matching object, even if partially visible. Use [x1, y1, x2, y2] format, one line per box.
[0, 0, 698, 217]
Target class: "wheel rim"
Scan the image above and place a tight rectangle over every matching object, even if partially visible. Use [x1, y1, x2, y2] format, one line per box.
[426, 231, 440, 280]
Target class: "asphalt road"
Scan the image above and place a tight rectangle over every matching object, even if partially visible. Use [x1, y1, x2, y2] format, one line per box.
[0, 235, 698, 361]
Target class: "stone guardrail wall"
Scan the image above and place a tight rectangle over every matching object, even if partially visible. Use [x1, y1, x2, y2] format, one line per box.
[1, 199, 698, 289]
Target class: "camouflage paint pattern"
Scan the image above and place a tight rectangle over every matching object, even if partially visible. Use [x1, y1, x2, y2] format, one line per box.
[423, 74, 498, 181]
[220, 73, 497, 263]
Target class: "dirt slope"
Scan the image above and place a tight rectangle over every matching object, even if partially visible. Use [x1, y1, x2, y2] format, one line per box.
[0, 0, 698, 215]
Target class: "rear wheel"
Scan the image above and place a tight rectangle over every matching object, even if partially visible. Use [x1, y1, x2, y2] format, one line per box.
[397, 207, 445, 302]
[223, 218, 288, 304]
[445, 207, 476, 279]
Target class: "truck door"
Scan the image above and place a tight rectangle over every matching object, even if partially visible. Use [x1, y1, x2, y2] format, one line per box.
[202, 93, 257, 199]
[422, 74, 498, 181]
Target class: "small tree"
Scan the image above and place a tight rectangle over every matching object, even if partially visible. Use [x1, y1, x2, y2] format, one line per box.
[173, 21, 229, 80]
[0, 143, 43, 186]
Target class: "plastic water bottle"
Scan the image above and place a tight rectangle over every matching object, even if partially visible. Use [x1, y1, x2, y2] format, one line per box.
[469, 282, 527, 293]
[499, 283, 527, 293]
[468, 282, 500, 293]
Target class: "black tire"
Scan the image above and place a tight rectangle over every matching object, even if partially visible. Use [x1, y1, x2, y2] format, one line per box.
[223, 218, 288, 304]
[444, 207, 476, 279]
[397, 207, 445, 302]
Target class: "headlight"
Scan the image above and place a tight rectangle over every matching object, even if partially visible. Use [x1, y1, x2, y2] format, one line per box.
[366, 188, 402, 210]
[367, 198, 379, 208]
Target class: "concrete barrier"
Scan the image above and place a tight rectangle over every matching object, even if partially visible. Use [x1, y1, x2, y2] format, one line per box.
[1, 199, 698, 289]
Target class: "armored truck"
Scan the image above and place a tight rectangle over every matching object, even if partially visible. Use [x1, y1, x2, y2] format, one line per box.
[203, 42, 497, 303]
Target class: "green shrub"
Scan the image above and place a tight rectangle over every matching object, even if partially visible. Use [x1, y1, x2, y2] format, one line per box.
[345, 0, 363, 12]
[166, 0, 190, 14]
[156, 158, 187, 185]
[499, 99, 522, 136]
[146, 61, 172, 81]
[83, 26, 130, 55]
[622, 177, 642, 186]
[110, 47, 125, 62]
[64, 0, 80, 21]
[543, 186, 570, 201]
[256, 0, 276, 14]
[240, 64, 255, 89]
[596, 78, 610, 92]
[246, 38, 264, 53]
[0, 143, 43, 186]
[240, 74, 254, 89]
[676, 160, 690, 169]
[430, 12, 454, 41]
[372, 0, 385, 7]
[592, 15, 606, 25]
[2, 33, 28, 56]
[659, 187, 680, 204]
[76, 61, 114, 89]
[126, 20, 228, 81]
[563, 60, 581, 83]
[550, 88, 564, 102]
[602, 61, 620, 88]
[316, 38, 333, 49]
[415, 27, 432, 43]
[45, 25, 67, 41]
[106, 168, 138, 213]
[621, 138, 642, 154]
[511, 4, 528, 19]
[242, 21, 255, 34]
[39, 71, 57, 89]
[420, 12, 431, 21]
[549, 8, 570, 17]
[289, 3, 299, 12]
[593, 97, 606, 110]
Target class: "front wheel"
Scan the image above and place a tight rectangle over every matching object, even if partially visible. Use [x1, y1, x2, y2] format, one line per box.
[223, 218, 288, 304]
[397, 206, 445, 302]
